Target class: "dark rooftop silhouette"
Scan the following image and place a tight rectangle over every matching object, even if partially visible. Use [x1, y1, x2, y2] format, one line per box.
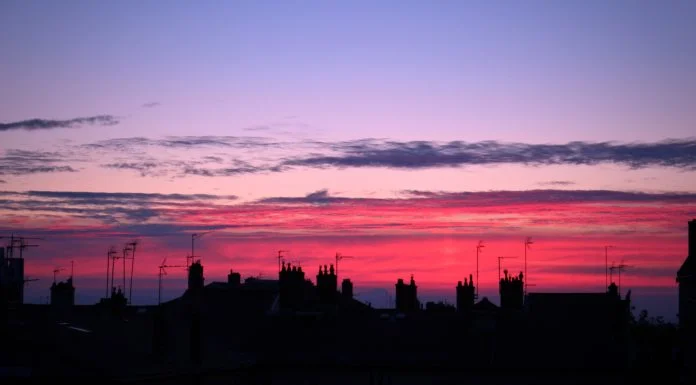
[1, 219, 694, 383]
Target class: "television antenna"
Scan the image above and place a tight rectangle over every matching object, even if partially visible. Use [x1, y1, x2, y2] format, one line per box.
[52, 267, 65, 284]
[609, 260, 633, 296]
[0, 234, 42, 258]
[158, 257, 186, 305]
[121, 243, 133, 298]
[277, 250, 290, 275]
[109, 246, 123, 296]
[476, 240, 484, 299]
[335, 252, 355, 282]
[127, 239, 139, 304]
[605, 245, 614, 289]
[188, 231, 214, 268]
[524, 237, 533, 296]
[106, 246, 118, 297]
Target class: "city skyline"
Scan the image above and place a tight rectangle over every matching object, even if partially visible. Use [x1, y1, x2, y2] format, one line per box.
[2, 0, 696, 320]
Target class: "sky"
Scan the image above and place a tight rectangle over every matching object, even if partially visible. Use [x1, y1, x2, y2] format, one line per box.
[1, 0, 695, 321]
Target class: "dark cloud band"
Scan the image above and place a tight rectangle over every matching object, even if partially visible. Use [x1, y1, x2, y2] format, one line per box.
[260, 188, 696, 206]
[6, 137, 696, 178]
[24, 190, 237, 201]
[2, 188, 695, 239]
[98, 138, 696, 178]
[0, 115, 119, 131]
[0, 149, 79, 176]
[281, 139, 696, 171]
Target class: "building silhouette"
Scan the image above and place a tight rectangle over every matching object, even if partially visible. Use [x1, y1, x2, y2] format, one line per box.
[499, 270, 524, 310]
[188, 260, 205, 292]
[456, 274, 475, 312]
[3, 228, 687, 381]
[395, 275, 419, 312]
[50, 277, 75, 308]
[227, 269, 241, 288]
[279, 262, 306, 310]
[425, 301, 455, 313]
[316, 264, 337, 305]
[524, 281, 632, 368]
[341, 278, 353, 299]
[0, 245, 25, 306]
[678, 219, 696, 329]
[677, 219, 696, 373]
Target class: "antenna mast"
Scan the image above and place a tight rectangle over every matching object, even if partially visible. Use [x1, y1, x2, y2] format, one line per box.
[335, 252, 354, 284]
[158, 257, 186, 305]
[127, 239, 139, 304]
[277, 250, 290, 276]
[189, 231, 213, 268]
[52, 266, 65, 284]
[524, 237, 533, 296]
[605, 245, 614, 289]
[122, 243, 132, 298]
[0, 235, 42, 259]
[476, 241, 484, 299]
[107, 246, 118, 297]
[609, 260, 632, 296]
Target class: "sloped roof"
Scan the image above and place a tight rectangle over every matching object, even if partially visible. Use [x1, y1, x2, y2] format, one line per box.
[336, 294, 374, 314]
[163, 280, 279, 317]
[525, 292, 627, 322]
[677, 256, 695, 281]
[473, 297, 498, 311]
[526, 292, 610, 306]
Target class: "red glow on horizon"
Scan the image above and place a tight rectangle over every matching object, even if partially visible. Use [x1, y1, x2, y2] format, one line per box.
[5, 191, 692, 306]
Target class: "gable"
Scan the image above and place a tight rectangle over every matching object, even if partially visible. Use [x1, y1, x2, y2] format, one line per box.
[677, 256, 695, 282]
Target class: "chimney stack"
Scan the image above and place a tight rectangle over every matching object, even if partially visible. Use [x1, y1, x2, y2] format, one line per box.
[228, 270, 241, 287]
[187, 261, 204, 291]
[342, 278, 353, 299]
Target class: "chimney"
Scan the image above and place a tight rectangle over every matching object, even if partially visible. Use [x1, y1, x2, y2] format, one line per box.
[187, 261, 204, 291]
[342, 278, 353, 299]
[227, 270, 241, 287]
[690, 219, 696, 257]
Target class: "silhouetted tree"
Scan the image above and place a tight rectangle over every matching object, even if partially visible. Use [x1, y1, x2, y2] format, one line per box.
[629, 308, 679, 380]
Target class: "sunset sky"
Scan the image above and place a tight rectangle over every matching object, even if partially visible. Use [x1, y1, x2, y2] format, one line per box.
[1, 0, 695, 320]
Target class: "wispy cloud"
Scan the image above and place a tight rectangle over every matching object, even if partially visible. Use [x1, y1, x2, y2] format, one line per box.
[282, 138, 696, 171]
[182, 162, 285, 177]
[538, 180, 575, 186]
[5, 188, 695, 239]
[257, 189, 357, 205]
[24, 190, 237, 201]
[0, 149, 79, 176]
[89, 137, 696, 178]
[12, 137, 696, 180]
[243, 125, 272, 131]
[100, 157, 267, 178]
[400, 189, 696, 205]
[101, 162, 162, 177]
[0, 115, 119, 131]
[84, 136, 281, 151]
[142, 102, 160, 108]
[0, 190, 238, 230]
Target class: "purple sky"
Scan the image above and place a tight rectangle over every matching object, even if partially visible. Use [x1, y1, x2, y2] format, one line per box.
[1, 0, 695, 321]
